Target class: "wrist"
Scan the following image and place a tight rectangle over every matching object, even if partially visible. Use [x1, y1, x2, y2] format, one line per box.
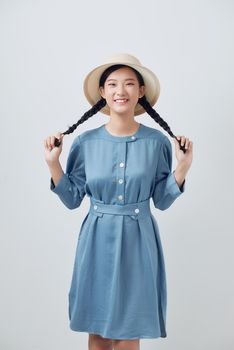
[173, 168, 187, 187]
[176, 160, 190, 173]
[46, 159, 60, 166]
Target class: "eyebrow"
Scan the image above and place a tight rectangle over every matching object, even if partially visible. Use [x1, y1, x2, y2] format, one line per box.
[106, 78, 136, 82]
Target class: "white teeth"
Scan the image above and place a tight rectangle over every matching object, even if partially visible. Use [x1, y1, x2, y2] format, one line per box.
[115, 99, 128, 102]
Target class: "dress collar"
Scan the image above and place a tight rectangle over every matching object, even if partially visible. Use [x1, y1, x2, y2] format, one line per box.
[99, 123, 146, 142]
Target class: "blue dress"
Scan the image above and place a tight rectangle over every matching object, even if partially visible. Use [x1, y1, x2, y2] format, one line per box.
[50, 122, 185, 340]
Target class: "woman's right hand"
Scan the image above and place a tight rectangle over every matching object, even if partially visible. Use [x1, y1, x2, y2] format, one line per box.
[44, 132, 64, 164]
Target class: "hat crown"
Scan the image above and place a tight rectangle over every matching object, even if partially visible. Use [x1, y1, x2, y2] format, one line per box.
[103, 53, 142, 67]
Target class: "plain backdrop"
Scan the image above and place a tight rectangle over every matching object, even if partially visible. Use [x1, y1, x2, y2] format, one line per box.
[0, 0, 233, 349]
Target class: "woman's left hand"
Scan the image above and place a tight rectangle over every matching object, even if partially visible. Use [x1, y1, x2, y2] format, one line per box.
[173, 135, 193, 171]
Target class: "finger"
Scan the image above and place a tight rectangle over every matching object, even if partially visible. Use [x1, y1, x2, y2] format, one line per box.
[176, 135, 186, 148]
[176, 136, 184, 148]
[55, 132, 64, 145]
[55, 131, 63, 139]
[50, 135, 54, 149]
[49, 136, 56, 150]
[180, 136, 186, 146]
[185, 141, 192, 152]
[51, 135, 56, 148]
[46, 137, 51, 149]
[45, 139, 51, 150]
[174, 137, 180, 149]
[185, 138, 190, 149]
[44, 139, 48, 149]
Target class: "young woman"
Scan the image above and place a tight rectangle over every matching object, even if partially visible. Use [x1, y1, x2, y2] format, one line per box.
[44, 53, 193, 350]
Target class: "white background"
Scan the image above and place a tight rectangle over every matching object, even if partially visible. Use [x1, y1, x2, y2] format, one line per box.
[1, 0, 233, 349]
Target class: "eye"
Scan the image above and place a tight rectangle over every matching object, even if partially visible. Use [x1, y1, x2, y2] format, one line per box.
[107, 83, 134, 86]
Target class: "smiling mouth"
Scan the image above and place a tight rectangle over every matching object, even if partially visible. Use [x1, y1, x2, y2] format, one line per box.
[114, 99, 129, 104]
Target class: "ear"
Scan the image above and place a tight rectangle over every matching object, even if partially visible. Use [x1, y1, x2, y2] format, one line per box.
[139, 85, 145, 98]
[99, 86, 105, 99]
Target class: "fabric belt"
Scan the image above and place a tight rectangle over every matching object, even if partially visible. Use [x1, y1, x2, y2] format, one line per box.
[89, 197, 151, 220]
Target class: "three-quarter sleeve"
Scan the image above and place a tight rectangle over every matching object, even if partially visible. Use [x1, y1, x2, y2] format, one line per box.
[152, 137, 185, 211]
[50, 135, 86, 209]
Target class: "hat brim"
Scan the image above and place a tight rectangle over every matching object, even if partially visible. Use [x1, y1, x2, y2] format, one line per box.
[83, 61, 160, 116]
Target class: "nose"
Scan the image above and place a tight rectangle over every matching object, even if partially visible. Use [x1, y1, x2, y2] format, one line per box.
[116, 85, 127, 97]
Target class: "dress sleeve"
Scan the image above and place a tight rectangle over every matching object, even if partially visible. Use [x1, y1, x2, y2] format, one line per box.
[50, 135, 86, 209]
[152, 137, 185, 211]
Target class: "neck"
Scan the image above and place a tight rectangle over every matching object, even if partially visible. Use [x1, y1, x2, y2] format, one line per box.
[105, 116, 140, 136]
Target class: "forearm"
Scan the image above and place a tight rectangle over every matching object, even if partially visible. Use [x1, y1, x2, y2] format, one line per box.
[173, 161, 189, 188]
[47, 160, 64, 187]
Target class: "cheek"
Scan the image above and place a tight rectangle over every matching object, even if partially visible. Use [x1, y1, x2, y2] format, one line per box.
[105, 92, 114, 102]
[128, 88, 140, 97]
[106, 95, 113, 103]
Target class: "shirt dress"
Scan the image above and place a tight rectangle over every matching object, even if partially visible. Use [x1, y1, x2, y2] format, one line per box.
[50, 122, 185, 340]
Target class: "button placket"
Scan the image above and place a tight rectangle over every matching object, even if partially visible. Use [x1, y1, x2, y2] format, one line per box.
[116, 142, 127, 204]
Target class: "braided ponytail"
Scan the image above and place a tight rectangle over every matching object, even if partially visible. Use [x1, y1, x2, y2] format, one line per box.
[54, 98, 106, 146]
[54, 63, 186, 152]
[138, 95, 186, 152]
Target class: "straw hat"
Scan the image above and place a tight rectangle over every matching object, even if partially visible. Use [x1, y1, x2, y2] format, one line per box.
[83, 53, 160, 116]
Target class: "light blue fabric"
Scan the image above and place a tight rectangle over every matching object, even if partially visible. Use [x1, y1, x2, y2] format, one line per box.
[50, 122, 185, 340]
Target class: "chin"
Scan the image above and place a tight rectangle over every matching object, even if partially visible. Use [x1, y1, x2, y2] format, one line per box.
[112, 104, 134, 112]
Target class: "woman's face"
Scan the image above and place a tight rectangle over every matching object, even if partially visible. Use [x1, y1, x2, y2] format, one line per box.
[99, 67, 145, 117]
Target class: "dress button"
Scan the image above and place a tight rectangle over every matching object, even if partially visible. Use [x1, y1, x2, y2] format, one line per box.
[118, 179, 124, 184]
[94, 205, 98, 210]
[119, 162, 124, 167]
[134, 208, 140, 213]
[131, 136, 136, 140]
[118, 195, 123, 200]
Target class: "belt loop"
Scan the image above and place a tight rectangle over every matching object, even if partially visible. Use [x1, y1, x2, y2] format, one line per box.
[90, 201, 104, 217]
[92, 211, 104, 217]
[130, 215, 138, 220]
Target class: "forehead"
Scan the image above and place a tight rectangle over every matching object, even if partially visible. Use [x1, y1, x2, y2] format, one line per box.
[106, 67, 137, 81]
